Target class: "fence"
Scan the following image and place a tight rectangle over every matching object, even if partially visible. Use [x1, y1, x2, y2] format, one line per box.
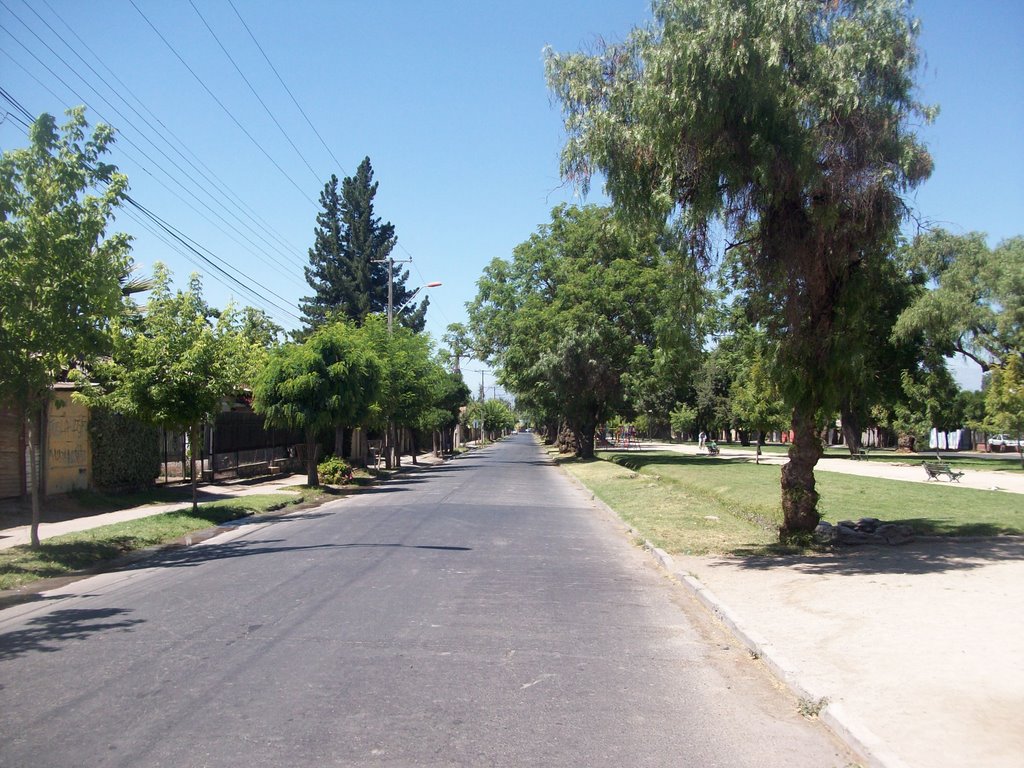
[156, 411, 303, 484]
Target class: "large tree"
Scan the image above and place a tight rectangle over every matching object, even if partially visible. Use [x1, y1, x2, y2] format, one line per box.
[358, 315, 448, 467]
[0, 109, 132, 547]
[895, 230, 1023, 373]
[252, 322, 382, 486]
[81, 265, 248, 511]
[469, 204, 682, 458]
[547, 0, 933, 537]
[300, 157, 427, 334]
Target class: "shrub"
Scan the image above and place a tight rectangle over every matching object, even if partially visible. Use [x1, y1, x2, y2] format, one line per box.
[90, 408, 160, 491]
[317, 455, 353, 485]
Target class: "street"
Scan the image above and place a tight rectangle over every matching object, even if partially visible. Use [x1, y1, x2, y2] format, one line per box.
[0, 435, 855, 767]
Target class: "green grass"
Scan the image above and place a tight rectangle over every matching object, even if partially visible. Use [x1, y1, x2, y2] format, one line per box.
[667, 441, 1024, 472]
[558, 449, 1023, 556]
[0, 491, 316, 592]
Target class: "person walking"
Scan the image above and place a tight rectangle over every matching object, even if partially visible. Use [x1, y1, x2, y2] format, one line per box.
[698, 430, 707, 451]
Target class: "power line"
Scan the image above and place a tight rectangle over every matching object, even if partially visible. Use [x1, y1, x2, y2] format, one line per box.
[226, 0, 349, 178]
[2, 3, 311, 289]
[0, 86, 302, 325]
[33, 0, 309, 266]
[128, 0, 318, 208]
[0, 20, 307, 296]
[188, 0, 322, 185]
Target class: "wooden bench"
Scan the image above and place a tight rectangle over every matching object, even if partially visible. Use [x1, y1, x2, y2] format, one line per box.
[923, 461, 964, 482]
[850, 448, 869, 460]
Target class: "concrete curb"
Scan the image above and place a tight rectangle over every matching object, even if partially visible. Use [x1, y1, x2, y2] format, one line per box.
[558, 464, 904, 768]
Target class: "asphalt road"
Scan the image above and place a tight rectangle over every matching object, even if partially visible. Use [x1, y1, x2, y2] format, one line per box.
[0, 435, 856, 767]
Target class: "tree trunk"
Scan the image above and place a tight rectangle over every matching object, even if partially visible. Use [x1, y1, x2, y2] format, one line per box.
[188, 424, 202, 513]
[574, 417, 596, 459]
[25, 406, 41, 549]
[840, 404, 862, 455]
[780, 406, 823, 539]
[305, 428, 320, 487]
[334, 426, 345, 458]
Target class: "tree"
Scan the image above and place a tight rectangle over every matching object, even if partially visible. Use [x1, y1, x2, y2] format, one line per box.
[984, 356, 1024, 467]
[358, 316, 445, 467]
[442, 322, 473, 373]
[547, 0, 932, 537]
[235, 306, 284, 349]
[469, 205, 679, 458]
[730, 339, 787, 463]
[417, 369, 471, 454]
[252, 322, 382, 486]
[463, 398, 515, 442]
[81, 265, 248, 511]
[300, 158, 427, 334]
[0, 109, 132, 547]
[895, 230, 1023, 373]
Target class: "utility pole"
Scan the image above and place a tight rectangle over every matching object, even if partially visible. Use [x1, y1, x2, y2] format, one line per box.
[372, 255, 412, 335]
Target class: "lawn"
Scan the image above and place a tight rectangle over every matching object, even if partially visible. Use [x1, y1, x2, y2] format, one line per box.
[0, 491, 322, 592]
[557, 449, 1023, 556]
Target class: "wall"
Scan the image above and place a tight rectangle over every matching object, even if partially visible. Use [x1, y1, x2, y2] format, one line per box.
[0, 406, 23, 498]
[44, 391, 91, 495]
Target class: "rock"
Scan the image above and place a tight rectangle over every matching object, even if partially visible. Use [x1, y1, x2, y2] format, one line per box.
[824, 518, 915, 546]
[876, 523, 914, 545]
[814, 521, 836, 543]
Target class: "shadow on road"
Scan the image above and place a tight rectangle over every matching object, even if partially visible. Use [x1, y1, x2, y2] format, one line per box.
[126, 538, 472, 571]
[0, 606, 144, 661]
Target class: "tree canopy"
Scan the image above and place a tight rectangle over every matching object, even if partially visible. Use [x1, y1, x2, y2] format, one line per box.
[79, 264, 249, 510]
[546, 0, 933, 536]
[300, 157, 427, 335]
[469, 204, 694, 457]
[0, 108, 132, 545]
[895, 230, 1023, 372]
[252, 321, 383, 486]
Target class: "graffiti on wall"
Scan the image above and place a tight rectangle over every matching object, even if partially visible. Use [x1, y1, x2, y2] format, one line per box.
[46, 394, 91, 494]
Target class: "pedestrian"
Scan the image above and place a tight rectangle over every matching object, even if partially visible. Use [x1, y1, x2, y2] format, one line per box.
[698, 430, 706, 450]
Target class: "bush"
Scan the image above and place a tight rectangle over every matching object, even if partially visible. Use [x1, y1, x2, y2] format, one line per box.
[90, 408, 160, 491]
[317, 455, 353, 485]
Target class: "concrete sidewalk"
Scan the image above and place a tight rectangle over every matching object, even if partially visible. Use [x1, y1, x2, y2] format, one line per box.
[648, 440, 1024, 494]
[664, 541, 1024, 768]
[0, 473, 309, 550]
[0, 451, 449, 551]
[616, 443, 1024, 767]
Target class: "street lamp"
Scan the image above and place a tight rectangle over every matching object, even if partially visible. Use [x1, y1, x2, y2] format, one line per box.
[390, 281, 442, 333]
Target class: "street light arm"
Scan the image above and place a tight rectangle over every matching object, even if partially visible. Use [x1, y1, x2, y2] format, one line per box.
[394, 282, 442, 318]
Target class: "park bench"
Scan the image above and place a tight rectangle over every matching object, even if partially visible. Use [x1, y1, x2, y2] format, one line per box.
[922, 461, 964, 483]
[706, 442, 720, 456]
[850, 448, 869, 460]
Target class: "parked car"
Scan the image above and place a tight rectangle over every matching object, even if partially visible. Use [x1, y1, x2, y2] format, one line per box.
[988, 434, 1022, 452]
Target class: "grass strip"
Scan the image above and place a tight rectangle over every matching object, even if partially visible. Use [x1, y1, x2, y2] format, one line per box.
[0, 492, 309, 591]
[558, 449, 1023, 556]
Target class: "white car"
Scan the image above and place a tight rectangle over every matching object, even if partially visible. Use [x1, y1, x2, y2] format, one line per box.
[988, 434, 1022, 452]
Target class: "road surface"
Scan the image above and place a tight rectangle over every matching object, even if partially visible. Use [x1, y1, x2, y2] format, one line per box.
[0, 435, 855, 767]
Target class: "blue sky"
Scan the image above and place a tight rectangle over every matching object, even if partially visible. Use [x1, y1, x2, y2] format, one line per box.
[2, 1, 1021, 393]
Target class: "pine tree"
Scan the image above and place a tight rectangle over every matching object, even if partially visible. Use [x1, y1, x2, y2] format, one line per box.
[299, 175, 349, 332]
[300, 157, 428, 335]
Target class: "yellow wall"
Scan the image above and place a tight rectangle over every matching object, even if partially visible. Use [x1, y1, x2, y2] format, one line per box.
[45, 392, 91, 495]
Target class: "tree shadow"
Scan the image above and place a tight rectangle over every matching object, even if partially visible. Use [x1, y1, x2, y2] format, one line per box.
[127, 538, 472, 571]
[601, 452, 751, 471]
[0, 606, 144, 661]
[723, 536, 1024, 576]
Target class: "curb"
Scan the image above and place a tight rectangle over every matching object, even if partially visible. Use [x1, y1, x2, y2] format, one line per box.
[558, 464, 905, 768]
